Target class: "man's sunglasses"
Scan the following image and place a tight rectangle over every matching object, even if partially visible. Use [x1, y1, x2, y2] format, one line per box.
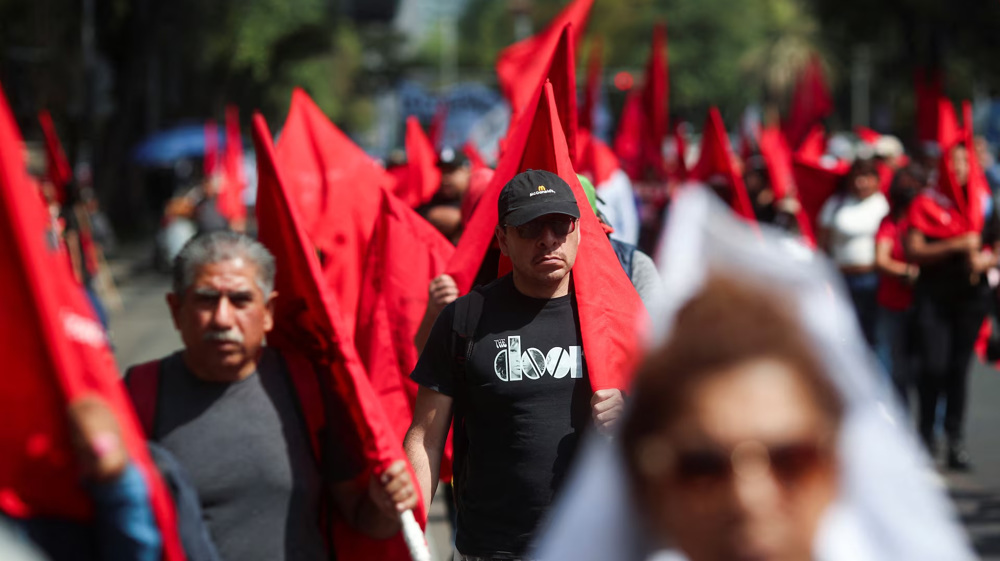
[506, 216, 578, 239]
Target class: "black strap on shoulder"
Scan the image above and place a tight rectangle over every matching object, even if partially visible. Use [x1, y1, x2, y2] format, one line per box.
[449, 287, 486, 507]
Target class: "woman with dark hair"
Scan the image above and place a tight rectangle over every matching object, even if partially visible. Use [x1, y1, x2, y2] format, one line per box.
[874, 164, 926, 406]
[906, 143, 1000, 470]
[818, 158, 889, 346]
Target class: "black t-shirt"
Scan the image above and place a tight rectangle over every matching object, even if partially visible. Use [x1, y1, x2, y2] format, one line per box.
[411, 275, 590, 557]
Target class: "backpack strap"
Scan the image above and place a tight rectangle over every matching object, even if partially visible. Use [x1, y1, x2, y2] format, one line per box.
[449, 287, 486, 508]
[124, 360, 163, 439]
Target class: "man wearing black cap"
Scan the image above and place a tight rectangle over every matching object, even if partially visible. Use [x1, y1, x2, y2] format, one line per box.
[418, 147, 472, 243]
[404, 170, 625, 560]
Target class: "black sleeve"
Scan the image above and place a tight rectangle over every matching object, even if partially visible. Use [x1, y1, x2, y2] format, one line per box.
[410, 301, 458, 397]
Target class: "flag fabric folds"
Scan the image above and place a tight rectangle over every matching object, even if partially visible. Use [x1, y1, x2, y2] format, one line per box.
[447, 81, 644, 392]
[0, 84, 185, 560]
[783, 54, 833, 150]
[495, 0, 593, 127]
[355, 189, 455, 441]
[392, 116, 441, 208]
[579, 37, 602, 132]
[791, 125, 849, 236]
[614, 24, 669, 182]
[689, 107, 757, 224]
[758, 126, 817, 245]
[274, 89, 390, 338]
[253, 114, 427, 559]
[218, 105, 247, 225]
[38, 110, 72, 204]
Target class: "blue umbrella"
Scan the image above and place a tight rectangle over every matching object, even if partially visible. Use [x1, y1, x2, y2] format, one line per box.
[131, 124, 227, 166]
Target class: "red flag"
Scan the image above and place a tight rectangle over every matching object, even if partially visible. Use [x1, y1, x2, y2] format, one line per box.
[1, 85, 185, 560]
[673, 122, 689, 180]
[274, 89, 390, 337]
[783, 54, 833, 149]
[355, 190, 454, 442]
[448, 81, 644, 391]
[253, 114, 427, 559]
[38, 110, 72, 204]
[218, 105, 247, 225]
[392, 116, 441, 208]
[428, 103, 448, 149]
[690, 107, 757, 224]
[580, 37, 603, 132]
[855, 126, 881, 145]
[916, 69, 943, 144]
[576, 128, 619, 186]
[203, 120, 220, 177]
[613, 24, 669, 181]
[790, 125, 849, 235]
[496, 0, 593, 123]
[758, 126, 817, 245]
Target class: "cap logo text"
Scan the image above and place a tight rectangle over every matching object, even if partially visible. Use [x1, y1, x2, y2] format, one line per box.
[529, 185, 556, 197]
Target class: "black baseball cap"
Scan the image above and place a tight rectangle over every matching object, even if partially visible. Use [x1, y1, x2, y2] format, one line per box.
[498, 169, 581, 227]
[436, 146, 469, 169]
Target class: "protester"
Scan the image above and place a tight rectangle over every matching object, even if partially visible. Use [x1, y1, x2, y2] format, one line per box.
[743, 154, 801, 233]
[906, 143, 1000, 470]
[874, 164, 925, 406]
[419, 147, 471, 243]
[14, 396, 163, 561]
[534, 187, 974, 561]
[578, 174, 662, 310]
[622, 275, 842, 561]
[404, 169, 626, 560]
[124, 231, 418, 561]
[818, 157, 889, 346]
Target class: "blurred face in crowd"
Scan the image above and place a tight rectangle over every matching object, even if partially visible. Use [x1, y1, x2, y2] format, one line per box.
[635, 358, 839, 561]
[849, 168, 880, 200]
[951, 145, 970, 188]
[168, 257, 275, 381]
[439, 164, 471, 201]
[496, 213, 580, 291]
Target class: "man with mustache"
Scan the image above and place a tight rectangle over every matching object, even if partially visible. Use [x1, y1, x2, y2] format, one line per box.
[405, 170, 625, 560]
[124, 232, 416, 561]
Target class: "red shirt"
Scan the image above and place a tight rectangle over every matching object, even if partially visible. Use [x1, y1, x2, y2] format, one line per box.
[876, 215, 913, 311]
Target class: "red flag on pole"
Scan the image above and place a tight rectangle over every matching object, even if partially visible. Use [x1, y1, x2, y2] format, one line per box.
[576, 128, 619, 186]
[496, 0, 593, 125]
[758, 126, 817, 246]
[613, 23, 669, 181]
[355, 190, 455, 441]
[791, 125, 849, 236]
[38, 110, 72, 204]
[690, 107, 758, 224]
[1, 85, 185, 561]
[274, 89, 390, 337]
[218, 105, 247, 226]
[253, 114, 428, 560]
[392, 116, 441, 208]
[783, 54, 833, 149]
[447, 81, 644, 392]
[915, 69, 943, 145]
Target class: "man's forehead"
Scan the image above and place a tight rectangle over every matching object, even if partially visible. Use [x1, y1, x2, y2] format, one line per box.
[191, 259, 260, 288]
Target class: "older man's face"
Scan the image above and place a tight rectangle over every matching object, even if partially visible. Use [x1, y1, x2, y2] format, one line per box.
[167, 258, 275, 381]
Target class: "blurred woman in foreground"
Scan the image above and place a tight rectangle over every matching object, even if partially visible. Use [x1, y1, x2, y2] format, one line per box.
[623, 275, 841, 561]
[533, 187, 973, 561]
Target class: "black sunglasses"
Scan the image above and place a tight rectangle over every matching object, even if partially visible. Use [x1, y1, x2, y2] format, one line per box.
[506, 216, 578, 239]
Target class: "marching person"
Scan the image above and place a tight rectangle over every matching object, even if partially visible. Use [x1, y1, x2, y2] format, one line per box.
[124, 232, 417, 561]
[404, 170, 626, 560]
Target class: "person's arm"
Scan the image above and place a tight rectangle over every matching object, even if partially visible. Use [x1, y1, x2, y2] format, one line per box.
[414, 275, 459, 354]
[403, 387, 454, 516]
[905, 228, 979, 265]
[875, 239, 916, 280]
[816, 226, 831, 255]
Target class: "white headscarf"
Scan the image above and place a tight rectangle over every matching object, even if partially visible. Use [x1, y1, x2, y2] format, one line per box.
[532, 186, 974, 561]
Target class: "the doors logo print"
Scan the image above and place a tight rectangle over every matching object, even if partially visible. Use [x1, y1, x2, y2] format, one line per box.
[493, 336, 582, 381]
